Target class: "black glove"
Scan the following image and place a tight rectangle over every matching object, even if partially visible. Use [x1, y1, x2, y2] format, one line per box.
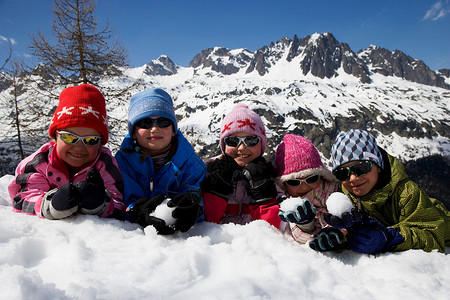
[128, 194, 169, 230]
[74, 168, 111, 216]
[278, 198, 316, 224]
[202, 154, 242, 197]
[323, 208, 365, 229]
[242, 156, 277, 201]
[42, 183, 82, 219]
[309, 227, 346, 251]
[168, 190, 203, 233]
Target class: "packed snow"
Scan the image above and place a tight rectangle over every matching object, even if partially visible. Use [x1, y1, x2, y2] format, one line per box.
[150, 198, 176, 226]
[326, 192, 355, 217]
[0, 174, 448, 300]
[279, 196, 304, 212]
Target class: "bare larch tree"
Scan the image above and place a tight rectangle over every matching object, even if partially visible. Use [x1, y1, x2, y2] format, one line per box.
[30, 0, 128, 85]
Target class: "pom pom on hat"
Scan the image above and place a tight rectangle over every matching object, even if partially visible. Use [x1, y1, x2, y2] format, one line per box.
[331, 129, 384, 171]
[128, 88, 177, 136]
[219, 103, 267, 153]
[48, 84, 109, 144]
[274, 134, 335, 187]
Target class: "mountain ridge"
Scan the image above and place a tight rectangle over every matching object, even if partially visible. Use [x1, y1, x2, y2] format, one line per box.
[0, 32, 449, 178]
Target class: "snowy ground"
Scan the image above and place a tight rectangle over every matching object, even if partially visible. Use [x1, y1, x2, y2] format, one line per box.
[0, 174, 448, 300]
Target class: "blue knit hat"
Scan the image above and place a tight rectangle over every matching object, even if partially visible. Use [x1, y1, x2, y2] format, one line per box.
[128, 88, 177, 135]
[331, 129, 384, 171]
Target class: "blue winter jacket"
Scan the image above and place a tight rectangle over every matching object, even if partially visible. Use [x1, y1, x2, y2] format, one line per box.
[115, 131, 206, 220]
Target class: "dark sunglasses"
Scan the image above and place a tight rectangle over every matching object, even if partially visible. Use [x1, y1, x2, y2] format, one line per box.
[224, 136, 261, 147]
[56, 131, 102, 146]
[333, 161, 373, 181]
[285, 174, 320, 186]
[135, 117, 173, 129]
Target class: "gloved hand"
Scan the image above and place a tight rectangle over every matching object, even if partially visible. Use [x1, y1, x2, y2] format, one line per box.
[309, 227, 346, 251]
[74, 168, 111, 215]
[127, 194, 168, 230]
[242, 156, 277, 202]
[42, 184, 82, 220]
[346, 218, 405, 254]
[278, 198, 316, 225]
[201, 154, 242, 197]
[323, 208, 365, 229]
[168, 190, 203, 233]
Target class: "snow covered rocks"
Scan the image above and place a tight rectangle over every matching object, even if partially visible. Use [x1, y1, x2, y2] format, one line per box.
[326, 192, 354, 217]
[150, 198, 176, 226]
[279, 197, 304, 211]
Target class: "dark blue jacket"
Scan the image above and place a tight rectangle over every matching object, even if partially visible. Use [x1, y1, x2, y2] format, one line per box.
[115, 131, 206, 214]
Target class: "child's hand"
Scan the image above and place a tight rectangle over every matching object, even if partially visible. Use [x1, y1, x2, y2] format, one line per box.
[346, 219, 405, 254]
[202, 154, 242, 198]
[242, 157, 277, 201]
[323, 208, 365, 229]
[279, 198, 316, 225]
[168, 190, 203, 233]
[309, 227, 346, 251]
[41, 184, 82, 219]
[128, 194, 165, 225]
[74, 168, 110, 216]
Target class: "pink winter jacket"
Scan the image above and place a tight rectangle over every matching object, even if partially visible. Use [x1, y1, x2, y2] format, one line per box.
[8, 141, 125, 218]
[288, 180, 339, 244]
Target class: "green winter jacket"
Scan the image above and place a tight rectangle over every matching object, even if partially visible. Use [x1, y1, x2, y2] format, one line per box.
[341, 149, 450, 252]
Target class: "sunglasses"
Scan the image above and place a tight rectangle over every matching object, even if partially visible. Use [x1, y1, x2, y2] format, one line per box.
[224, 136, 261, 148]
[333, 161, 373, 181]
[56, 131, 102, 146]
[135, 117, 173, 129]
[285, 174, 321, 186]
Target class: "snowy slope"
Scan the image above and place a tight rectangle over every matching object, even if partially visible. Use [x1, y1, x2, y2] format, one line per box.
[0, 174, 448, 300]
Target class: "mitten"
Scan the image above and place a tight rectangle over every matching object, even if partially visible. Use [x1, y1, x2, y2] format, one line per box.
[41, 184, 82, 219]
[242, 156, 277, 202]
[127, 194, 167, 227]
[74, 168, 111, 216]
[309, 227, 346, 251]
[323, 208, 365, 229]
[168, 190, 203, 233]
[202, 154, 242, 197]
[346, 218, 405, 254]
[278, 198, 316, 225]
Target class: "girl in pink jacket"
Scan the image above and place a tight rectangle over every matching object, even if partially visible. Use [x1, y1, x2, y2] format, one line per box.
[8, 84, 125, 219]
[275, 134, 343, 250]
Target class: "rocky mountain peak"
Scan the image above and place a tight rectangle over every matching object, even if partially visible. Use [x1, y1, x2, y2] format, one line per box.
[143, 55, 178, 76]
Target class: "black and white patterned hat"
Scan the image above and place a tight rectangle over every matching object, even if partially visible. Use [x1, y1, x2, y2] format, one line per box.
[331, 129, 384, 171]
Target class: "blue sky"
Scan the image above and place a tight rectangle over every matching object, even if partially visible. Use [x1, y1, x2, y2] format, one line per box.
[1, 0, 450, 70]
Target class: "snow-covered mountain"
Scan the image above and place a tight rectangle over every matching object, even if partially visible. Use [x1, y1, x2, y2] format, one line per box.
[0, 32, 449, 175]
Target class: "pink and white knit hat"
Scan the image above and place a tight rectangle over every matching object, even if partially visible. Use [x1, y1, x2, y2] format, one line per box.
[274, 134, 335, 187]
[219, 103, 267, 153]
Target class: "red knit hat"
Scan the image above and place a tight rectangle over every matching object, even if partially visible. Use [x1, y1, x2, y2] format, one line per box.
[48, 84, 109, 144]
[274, 134, 335, 187]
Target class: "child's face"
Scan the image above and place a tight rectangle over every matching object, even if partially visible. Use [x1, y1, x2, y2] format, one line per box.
[56, 127, 102, 171]
[284, 175, 323, 197]
[340, 161, 381, 196]
[224, 132, 262, 167]
[133, 117, 175, 154]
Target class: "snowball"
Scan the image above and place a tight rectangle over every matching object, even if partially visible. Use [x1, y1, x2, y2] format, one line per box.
[150, 199, 176, 226]
[326, 192, 354, 217]
[279, 197, 303, 211]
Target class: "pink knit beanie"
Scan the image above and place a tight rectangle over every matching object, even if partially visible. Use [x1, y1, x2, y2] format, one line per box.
[219, 104, 267, 153]
[274, 134, 335, 186]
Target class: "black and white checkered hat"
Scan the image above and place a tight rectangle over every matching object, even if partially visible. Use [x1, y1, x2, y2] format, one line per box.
[331, 129, 384, 171]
